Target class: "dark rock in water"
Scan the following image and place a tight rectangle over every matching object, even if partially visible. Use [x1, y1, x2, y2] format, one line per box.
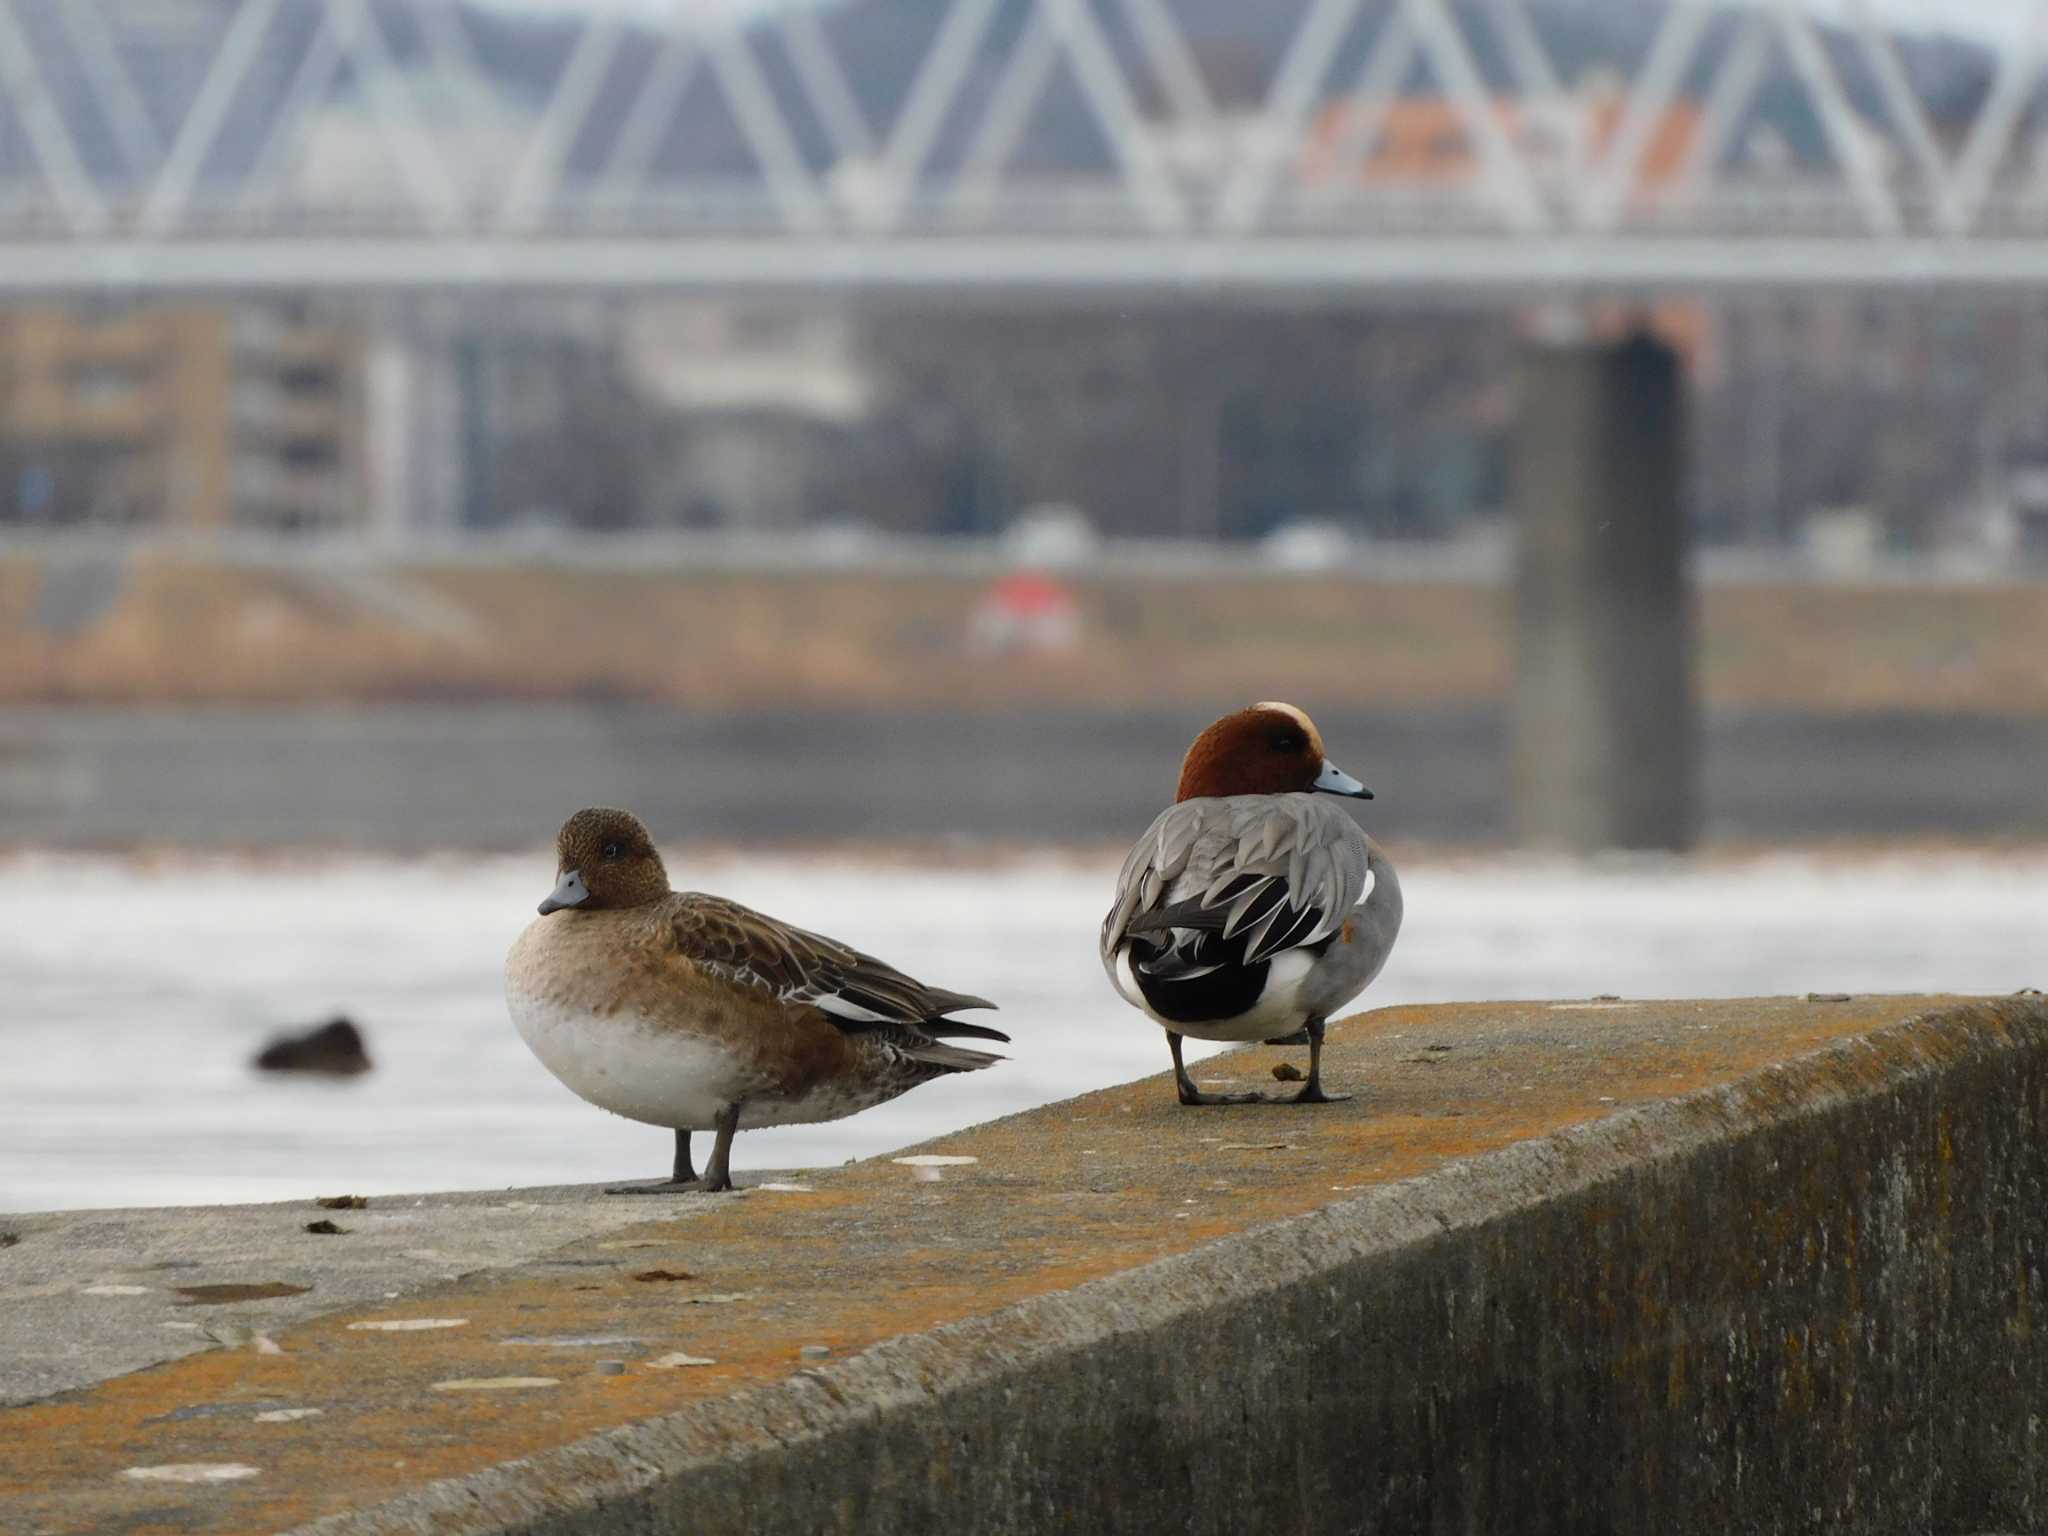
[253, 1017, 372, 1077]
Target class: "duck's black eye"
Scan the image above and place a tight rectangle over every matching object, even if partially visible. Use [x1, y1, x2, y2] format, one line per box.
[602, 841, 621, 860]
[1270, 731, 1305, 753]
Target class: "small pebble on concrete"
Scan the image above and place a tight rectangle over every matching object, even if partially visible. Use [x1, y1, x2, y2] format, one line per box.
[800, 1344, 831, 1361]
[431, 1377, 558, 1392]
[647, 1352, 715, 1369]
[203, 1324, 284, 1354]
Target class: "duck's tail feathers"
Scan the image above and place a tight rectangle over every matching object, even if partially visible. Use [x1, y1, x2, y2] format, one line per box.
[834, 1014, 1010, 1044]
[920, 1016, 1010, 1044]
[924, 986, 998, 1015]
[905, 1039, 1005, 1073]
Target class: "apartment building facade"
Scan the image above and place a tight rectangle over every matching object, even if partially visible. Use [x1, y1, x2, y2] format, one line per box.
[0, 303, 365, 532]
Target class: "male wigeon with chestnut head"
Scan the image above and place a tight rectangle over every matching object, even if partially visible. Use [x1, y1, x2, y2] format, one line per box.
[506, 808, 1005, 1193]
[1100, 703, 1402, 1106]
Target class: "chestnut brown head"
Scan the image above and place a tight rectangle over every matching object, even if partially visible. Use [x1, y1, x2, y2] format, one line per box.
[1173, 702, 1374, 804]
[537, 808, 670, 915]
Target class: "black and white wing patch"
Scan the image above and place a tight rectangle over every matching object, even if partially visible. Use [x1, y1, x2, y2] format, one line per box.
[1123, 866, 1370, 981]
[672, 894, 1007, 1042]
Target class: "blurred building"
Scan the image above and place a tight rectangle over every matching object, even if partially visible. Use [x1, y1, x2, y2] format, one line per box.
[0, 304, 366, 532]
[626, 302, 874, 531]
[1302, 85, 1703, 202]
[1301, 85, 1719, 376]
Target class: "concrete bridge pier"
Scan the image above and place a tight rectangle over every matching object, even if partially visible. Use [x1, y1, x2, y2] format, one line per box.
[1510, 328, 1697, 852]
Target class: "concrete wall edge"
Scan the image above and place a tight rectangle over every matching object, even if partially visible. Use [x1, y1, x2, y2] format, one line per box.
[288, 995, 2045, 1536]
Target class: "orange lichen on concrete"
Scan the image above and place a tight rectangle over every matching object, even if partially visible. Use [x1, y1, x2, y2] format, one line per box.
[0, 995, 1996, 1533]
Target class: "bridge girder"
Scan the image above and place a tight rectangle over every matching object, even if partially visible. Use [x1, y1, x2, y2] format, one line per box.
[1, 0, 2047, 293]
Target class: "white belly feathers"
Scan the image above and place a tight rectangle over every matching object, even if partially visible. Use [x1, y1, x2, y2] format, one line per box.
[507, 986, 743, 1130]
[507, 985, 876, 1132]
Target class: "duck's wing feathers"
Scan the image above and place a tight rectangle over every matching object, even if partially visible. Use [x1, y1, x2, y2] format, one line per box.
[671, 893, 1006, 1042]
[1101, 795, 1372, 982]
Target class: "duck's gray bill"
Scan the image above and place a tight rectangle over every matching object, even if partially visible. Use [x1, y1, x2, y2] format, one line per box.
[1313, 760, 1373, 799]
[538, 868, 589, 915]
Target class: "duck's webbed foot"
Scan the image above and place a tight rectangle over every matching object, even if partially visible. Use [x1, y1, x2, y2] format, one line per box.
[1176, 1083, 1269, 1107]
[603, 1128, 736, 1194]
[1283, 1018, 1353, 1105]
[1168, 1032, 1271, 1107]
[1286, 1083, 1353, 1105]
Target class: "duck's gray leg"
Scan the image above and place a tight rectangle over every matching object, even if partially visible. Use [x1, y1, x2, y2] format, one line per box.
[603, 1128, 705, 1195]
[698, 1103, 742, 1193]
[1287, 1017, 1353, 1105]
[1169, 1032, 1264, 1106]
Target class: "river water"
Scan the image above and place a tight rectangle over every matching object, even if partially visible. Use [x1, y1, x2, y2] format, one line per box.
[3, 847, 2041, 1213]
[4, 704, 2047, 847]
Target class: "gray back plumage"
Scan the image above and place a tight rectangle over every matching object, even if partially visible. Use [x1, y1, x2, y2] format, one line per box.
[1100, 794, 1374, 979]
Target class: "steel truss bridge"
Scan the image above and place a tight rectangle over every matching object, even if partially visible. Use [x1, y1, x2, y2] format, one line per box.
[6, 0, 2048, 295]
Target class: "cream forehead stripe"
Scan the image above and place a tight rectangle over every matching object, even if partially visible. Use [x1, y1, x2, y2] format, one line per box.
[1251, 702, 1312, 729]
[1251, 702, 1322, 749]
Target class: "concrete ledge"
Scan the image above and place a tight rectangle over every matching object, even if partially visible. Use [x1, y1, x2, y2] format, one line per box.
[4, 994, 2046, 1534]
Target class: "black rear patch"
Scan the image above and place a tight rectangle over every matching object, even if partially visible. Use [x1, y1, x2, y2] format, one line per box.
[1125, 874, 1334, 1025]
[1130, 936, 1269, 1024]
